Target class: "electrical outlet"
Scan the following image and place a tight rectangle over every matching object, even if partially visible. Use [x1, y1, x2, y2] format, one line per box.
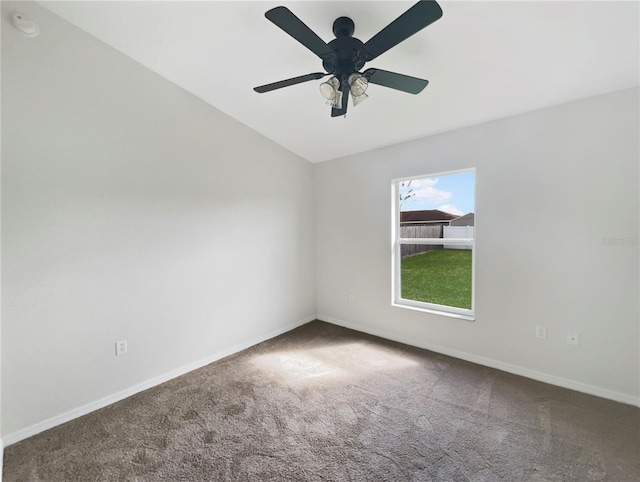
[349, 294, 355, 303]
[115, 340, 128, 356]
[567, 331, 580, 346]
[536, 326, 547, 340]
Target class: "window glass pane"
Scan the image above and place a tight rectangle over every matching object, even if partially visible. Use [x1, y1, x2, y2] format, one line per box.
[400, 246, 472, 309]
[395, 170, 475, 316]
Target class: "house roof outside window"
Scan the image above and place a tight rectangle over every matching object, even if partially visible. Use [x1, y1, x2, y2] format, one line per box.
[450, 213, 475, 226]
[400, 209, 459, 225]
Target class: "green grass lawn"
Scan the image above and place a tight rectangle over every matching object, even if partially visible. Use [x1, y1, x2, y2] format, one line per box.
[401, 249, 472, 309]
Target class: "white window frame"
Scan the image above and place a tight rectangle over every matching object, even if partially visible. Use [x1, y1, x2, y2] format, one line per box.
[391, 168, 476, 321]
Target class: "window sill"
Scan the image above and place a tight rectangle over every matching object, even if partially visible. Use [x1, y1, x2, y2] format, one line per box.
[392, 301, 475, 322]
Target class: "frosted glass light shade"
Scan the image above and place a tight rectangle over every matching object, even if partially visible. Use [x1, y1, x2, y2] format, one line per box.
[320, 83, 336, 100]
[352, 92, 368, 106]
[320, 76, 340, 100]
[320, 77, 343, 108]
[348, 74, 369, 106]
[348, 74, 368, 97]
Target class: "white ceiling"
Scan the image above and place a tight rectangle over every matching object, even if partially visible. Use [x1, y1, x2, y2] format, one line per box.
[38, 1, 639, 163]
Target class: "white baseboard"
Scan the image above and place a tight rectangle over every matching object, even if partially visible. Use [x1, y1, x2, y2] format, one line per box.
[319, 314, 640, 408]
[3, 315, 315, 447]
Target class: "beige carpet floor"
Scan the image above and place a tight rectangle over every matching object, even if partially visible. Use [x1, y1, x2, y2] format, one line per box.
[4, 320, 639, 481]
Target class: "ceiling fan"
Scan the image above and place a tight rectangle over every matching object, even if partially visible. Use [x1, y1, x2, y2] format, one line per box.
[253, 0, 443, 118]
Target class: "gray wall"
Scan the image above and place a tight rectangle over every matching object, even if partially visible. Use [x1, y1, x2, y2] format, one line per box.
[2, 1, 316, 438]
[316, 88, 639, 404]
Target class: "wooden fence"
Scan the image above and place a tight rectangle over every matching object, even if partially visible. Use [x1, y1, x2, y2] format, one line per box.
[400, 225, 443, 257]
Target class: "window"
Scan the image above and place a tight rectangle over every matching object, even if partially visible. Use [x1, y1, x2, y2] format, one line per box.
[392, 169, 475, 320]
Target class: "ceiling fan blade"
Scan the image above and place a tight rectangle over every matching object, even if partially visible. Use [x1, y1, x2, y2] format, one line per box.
[363, 0, 442, 61]
[363, 68, 429, 94]
[331, 78, 350, 117]
[265, 6, 331, 59]
[254, 72, 328, 93]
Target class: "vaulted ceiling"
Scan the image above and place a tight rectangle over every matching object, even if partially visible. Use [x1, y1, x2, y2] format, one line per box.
[39, 1, 639, 163]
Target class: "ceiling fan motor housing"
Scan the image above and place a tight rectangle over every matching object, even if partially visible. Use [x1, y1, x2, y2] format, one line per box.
[323, 17, 367, 77]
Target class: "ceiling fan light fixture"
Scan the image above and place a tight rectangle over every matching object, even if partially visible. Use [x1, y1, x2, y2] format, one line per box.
[348, 73, 369, 107]
[255, 2, 442, 117]
[352, 92, 368, 106]
[319, 76, 340, 100]
[348, 73, 368, 97]
[320, 76, 343, 107]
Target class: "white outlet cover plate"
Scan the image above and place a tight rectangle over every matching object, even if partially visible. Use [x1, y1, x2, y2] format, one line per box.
[115, 340, 128, 356]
